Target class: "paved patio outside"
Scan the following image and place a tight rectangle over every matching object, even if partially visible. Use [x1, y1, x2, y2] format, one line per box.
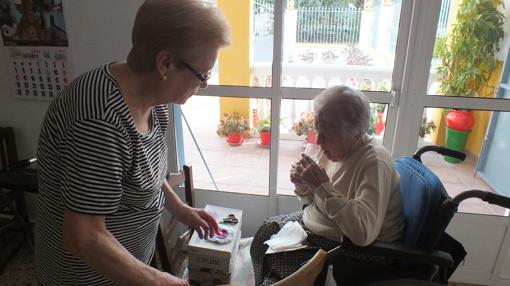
[181, 96, 508, 217]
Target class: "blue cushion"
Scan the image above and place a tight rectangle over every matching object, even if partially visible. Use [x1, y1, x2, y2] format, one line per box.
[395, 157, 448, 248]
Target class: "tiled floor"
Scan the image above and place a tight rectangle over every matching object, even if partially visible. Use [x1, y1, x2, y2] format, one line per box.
[181, 96, 508, 217]
[184, 129, 508, 217]
[419, 149, 509, 216]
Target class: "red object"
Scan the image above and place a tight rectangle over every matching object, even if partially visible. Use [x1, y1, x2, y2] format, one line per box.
[445, 110, 475, 131]
[252, 109, 259, 129]
[215, 229, 227, 238]
[226, 132, 243, 144]
[306, 129, 317, 144]
[375, 111, 385, 135]
[259, 131, 270, 146]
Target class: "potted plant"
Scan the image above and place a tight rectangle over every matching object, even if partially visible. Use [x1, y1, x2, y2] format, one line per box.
[292, 112, 317, 144]
[257, 118, 271, 147]
[299, 50, 316, 64]
[321, 50, 339, 64]
[419, 119, 437, 138]
[216, 112, 249, 146]
[373, 104, 386, 136]
[343, 44, 372, 66]
[436, 0, 504, 162]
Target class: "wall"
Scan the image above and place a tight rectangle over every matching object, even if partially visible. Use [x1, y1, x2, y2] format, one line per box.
[217, 0, 251, 120]
[0, 0, 144, 219]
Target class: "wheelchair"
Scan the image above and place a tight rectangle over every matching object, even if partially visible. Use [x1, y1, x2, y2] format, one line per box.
[313, 145, 510, 286]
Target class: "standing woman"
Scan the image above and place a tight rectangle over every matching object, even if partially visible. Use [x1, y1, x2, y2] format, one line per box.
[35, 1, 230, 285]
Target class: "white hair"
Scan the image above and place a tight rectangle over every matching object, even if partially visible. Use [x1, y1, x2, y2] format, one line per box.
[313, 86, 371, 142]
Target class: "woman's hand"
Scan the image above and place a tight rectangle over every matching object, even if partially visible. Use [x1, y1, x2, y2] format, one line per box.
[295, 154, 329, 189]
[157, 271, 189, 286]
[173, 205, 219, 239]
[290, 161, 309, 194]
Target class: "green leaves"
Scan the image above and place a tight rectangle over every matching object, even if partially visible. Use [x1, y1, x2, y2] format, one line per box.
[217, 113, 249, 136]
[437, 0, 504, 97]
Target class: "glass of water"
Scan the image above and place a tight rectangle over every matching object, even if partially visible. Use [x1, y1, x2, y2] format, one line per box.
[304, 143, 323, 163]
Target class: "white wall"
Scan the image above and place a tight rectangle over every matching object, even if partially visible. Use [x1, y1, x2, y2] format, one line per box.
[0, 0, 143, 219]
[0, 0, 143, 155]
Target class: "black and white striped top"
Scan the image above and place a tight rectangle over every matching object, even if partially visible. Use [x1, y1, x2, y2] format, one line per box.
[35, 64, 169, 285]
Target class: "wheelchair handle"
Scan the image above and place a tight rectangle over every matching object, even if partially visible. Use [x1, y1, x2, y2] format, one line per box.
[413, 146, 466, 163]
[485, 193, 510, 209]
[453, 190, 510, 209]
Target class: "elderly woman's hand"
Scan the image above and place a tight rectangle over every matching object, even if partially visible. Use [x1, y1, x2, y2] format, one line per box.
[290, 162, 309, 194]
[293, 154, 329, 189]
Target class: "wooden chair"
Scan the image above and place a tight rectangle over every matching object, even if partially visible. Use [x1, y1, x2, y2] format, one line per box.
[0, 127, 37, 273]
[153, 165, 195, 278]
[272, 246, 337, 286]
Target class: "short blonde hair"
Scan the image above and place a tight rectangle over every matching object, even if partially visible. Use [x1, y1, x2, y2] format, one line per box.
[127, 0, 230, 73]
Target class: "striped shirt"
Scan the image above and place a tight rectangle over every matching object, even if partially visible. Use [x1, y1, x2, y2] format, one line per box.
[35, 64, 169, 285]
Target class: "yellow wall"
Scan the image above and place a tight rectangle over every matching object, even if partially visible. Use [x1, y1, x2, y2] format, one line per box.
[464, 62, 502, 155]
[431, 62, 502, 156]
[217, 0, 251, 120]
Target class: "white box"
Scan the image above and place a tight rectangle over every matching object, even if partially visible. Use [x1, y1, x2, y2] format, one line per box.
[187, 205, 243, 273]
[188, 266, 230, 286]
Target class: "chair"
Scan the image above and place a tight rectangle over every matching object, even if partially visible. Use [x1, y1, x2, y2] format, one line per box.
[326, 145, 510, 285]
[152, 165, 195, 278]
[272, 246, 336, 286]
[0, 127, 38, 273]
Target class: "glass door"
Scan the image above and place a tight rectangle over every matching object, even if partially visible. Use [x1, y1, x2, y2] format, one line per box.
[170, 0, 411, 236]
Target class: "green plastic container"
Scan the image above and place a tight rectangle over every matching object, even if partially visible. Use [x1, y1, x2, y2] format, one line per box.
[444, 127, 470, 163]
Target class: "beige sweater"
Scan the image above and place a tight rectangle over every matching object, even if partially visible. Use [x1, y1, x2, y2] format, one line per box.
[297, 134, 404, 246]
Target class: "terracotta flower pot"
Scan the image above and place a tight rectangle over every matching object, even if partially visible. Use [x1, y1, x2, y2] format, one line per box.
[306, 129, 317, 145]
[226, 132, 243, 145]
[259, 131, 270, 146]
[375, 111, 385, 135]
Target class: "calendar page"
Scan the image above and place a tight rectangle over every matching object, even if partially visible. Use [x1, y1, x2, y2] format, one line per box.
[8, 46, 69, 100]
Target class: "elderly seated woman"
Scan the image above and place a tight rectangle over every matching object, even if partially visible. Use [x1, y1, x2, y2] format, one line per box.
[250, 86, 404, 286]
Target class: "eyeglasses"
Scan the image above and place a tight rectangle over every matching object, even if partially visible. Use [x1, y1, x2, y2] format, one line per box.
[179, 60, 212, 83]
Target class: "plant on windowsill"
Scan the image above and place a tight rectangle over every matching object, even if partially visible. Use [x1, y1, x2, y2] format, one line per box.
[343, 44, 372, 66]
[299, 50, 316, 64]
[321, 50, 339, 64]
[419, 118, 437, 138]
[292, 112, 317, 144]
[436, 0, 504, 163]
[257, 118, 271, 147]
[216, 112, 249, 146]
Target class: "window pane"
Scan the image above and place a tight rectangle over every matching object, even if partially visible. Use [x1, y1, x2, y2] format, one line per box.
[280, 0, 402, 91]
[416, 108, 509, 216]
[207, 1, 273, 87]
[277, 99, 387, 195]
[427, 0, 509, 100]
[180, 95, 271, 195]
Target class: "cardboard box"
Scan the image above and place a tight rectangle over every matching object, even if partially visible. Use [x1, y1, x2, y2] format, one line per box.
[188, 266, 230, 286]
[187, 205, 242, 274]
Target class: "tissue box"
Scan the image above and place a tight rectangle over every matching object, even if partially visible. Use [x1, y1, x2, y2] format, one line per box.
[187, 205, 242, 274]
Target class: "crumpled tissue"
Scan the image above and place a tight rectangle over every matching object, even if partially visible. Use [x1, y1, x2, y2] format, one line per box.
[264, 221, 308, 254]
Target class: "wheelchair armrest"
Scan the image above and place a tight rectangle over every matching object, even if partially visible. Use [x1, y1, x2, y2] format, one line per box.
[335, 239, 454, 268]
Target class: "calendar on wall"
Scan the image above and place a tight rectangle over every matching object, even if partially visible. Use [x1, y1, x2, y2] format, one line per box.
[8, 46, 70, 100]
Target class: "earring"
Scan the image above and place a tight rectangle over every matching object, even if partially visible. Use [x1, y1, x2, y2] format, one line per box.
[160, 74, 168, 81]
